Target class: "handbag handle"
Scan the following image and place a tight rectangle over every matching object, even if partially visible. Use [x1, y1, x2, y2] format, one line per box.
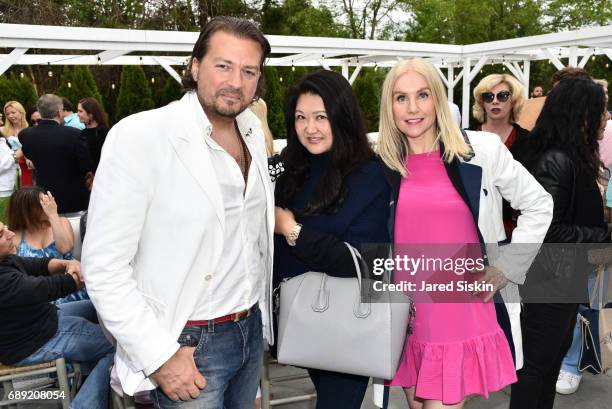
[310, 243, 371, 318]
[590, 266, 605, 310]
[346, 243, 372, 318]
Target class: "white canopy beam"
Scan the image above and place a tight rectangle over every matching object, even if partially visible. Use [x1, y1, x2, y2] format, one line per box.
[153, 57, 182, 84]
[451, 67, 465, 88]
[462, 25, 612, 57]
[318, 59, 331, 71]
[544, 48, 565, 70]
[522, 60, 531, 94]
[434, 65, 449, 88]
[97, 50, 131, 63]
[505, 62, 524, 83]
[503, 62, 522, 82]
[447, 65, 454, 103]
[467, 56, 489, 83]
[568, 46, 578, 67]
[461, 57, 471, 129]
[0, 47, 28, 75]
[578, 48, 595, 68]
[348, 64, 363, 85]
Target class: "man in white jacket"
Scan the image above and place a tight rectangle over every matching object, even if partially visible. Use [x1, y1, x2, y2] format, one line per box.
[82, 17, 275, 408]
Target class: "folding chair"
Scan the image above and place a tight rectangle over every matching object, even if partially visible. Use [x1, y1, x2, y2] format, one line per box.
[0, 357, 80, 409]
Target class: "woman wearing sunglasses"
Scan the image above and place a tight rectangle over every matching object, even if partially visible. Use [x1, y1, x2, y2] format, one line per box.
[472, 74, 529, 238]
[472, 74, 528, 155]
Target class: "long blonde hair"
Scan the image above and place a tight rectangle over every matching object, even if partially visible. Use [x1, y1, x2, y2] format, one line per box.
[378, 58, 470, 177]
[2, 101, 28, 137]
[249, 98, 274, 156]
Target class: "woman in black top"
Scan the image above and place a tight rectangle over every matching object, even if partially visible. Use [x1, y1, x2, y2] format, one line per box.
[273, 70, 390, 409]
[77, 97, 109, 172]
[510, 78, 610, 409]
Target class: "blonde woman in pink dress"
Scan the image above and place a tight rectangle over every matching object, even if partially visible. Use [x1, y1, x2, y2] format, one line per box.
[377, 58, 553, 409]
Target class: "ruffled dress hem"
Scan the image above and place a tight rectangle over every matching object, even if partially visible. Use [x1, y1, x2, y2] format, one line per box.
[388, 329, 517, 405]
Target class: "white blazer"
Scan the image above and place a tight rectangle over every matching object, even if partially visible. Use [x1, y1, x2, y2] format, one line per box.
[460, 130, 553, 369]
[81, 92, 275, 395]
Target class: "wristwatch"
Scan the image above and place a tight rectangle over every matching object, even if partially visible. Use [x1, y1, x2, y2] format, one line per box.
[286, 223, 303, 247]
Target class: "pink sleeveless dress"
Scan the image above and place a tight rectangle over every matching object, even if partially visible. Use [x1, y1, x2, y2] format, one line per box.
[388, 151, 517, 404]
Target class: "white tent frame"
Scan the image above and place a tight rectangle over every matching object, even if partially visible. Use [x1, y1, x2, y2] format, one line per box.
[1, 23, 611, 127]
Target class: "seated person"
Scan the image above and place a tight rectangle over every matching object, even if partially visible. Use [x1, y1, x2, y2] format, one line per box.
[0, 222, 114, 409]
[8, 187, 74, 259]
[7, 187, 88, 304]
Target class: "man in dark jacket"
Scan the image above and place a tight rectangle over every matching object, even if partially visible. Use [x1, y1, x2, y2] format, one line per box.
[19, 94, 93, 214]
[0, 222, 113, 409]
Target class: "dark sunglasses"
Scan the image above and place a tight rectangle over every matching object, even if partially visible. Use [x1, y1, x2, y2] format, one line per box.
[481, 90, 512, 103]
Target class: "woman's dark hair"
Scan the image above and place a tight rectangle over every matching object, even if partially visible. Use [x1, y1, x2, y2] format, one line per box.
[181, 16, 271, 99]
[7, 187, 49, 232]
[78, 97, 109, 128]
[275, 70, 374, 215]
[529, 78, 606, 181]
[25, 106, 38, 126]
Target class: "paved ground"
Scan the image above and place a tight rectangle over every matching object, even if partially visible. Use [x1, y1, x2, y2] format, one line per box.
[268, 364, 612, 409]
[4, 363, 611, 408]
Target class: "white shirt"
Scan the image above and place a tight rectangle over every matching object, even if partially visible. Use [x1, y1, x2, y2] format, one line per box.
[190, 131, 267, 319]
[448, 102, 462, 126]
[0, 140, 17, 197]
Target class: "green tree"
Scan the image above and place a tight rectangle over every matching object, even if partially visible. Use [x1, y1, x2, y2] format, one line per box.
[352, 68, 386, 132]
[263, 66, 285, 139]
[403, 0, 545, 44]
[324, 0, 407, 39]
[0, 75, 38, 113]
[544, 0, 612, 30]
[56, 66, 104, 109]
[116, 65, 154, 121]
[262, 0, 342, 36]
[156, 77, 184, 107]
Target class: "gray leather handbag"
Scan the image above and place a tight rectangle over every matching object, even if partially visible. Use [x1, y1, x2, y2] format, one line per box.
[277, 243, 414, 379]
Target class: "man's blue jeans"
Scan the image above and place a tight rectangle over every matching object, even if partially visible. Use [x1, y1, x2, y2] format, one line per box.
[17, 300, 114, 409]
[151, 307, 263, 409]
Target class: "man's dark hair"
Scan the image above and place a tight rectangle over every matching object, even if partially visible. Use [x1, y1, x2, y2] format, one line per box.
[61, 97, 73, 112]
[551, 67, 591, 85]
[181, 16, 271, 99]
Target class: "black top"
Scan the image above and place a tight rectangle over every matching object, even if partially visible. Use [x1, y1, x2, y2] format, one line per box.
[19, 120, 93, 213]
[531, 148, 610, 244]
[273, 155, 390, 289]
[80, 126, 109, 172]
[0, 256, 76, 364]
[522, 148, 610, 302]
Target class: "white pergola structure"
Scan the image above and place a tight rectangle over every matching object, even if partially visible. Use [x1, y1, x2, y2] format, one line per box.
[1, 23, 611, 127]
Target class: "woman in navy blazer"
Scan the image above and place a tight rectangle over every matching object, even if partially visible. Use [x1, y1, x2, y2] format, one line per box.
[273, 70, 390, 409]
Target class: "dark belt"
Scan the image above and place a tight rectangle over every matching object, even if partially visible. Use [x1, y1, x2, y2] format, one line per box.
[185, 304, 257, 327]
